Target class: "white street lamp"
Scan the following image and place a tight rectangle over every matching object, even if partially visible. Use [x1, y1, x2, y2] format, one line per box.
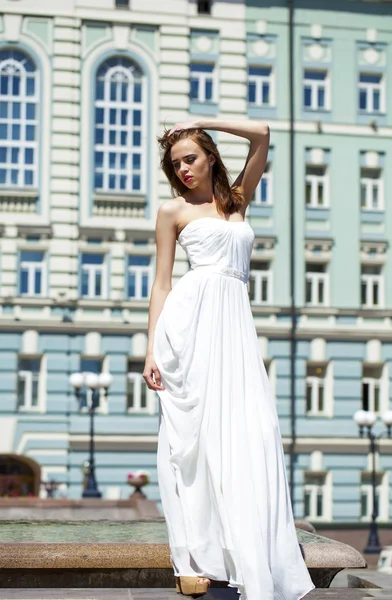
[69, 370, 113, 498]
[69, 372, 84, 389]
[352, 408, 392, 554]
[85, 372, 100, 389]
[98, 373, 113, 389]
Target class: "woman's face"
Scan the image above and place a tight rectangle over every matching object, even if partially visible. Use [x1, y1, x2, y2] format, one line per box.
[170, 138, 215, 189]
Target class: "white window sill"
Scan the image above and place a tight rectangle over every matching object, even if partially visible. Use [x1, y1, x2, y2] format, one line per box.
[248, 103, 275, 109]
[306, 205, 330, 210]
[306, 411, 333, 418]
[94, 192, 146, 205]
[0, 187, 39, 199]
[305, 304, 330, 309]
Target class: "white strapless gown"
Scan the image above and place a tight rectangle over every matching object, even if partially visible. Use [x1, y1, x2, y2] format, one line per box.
[153, 217, 315, 600]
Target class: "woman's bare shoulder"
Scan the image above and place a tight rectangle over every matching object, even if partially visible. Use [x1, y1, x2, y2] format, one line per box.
[157, 197, 186, 218]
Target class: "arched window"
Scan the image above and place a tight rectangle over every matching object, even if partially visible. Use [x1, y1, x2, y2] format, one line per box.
[0, 49, 38, 188]
[94, 57, 145, 194]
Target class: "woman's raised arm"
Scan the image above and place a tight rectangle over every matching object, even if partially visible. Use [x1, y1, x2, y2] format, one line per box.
[169, 118, 270, 207]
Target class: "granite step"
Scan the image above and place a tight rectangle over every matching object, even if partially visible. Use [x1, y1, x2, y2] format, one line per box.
[0, 589, 381, 600]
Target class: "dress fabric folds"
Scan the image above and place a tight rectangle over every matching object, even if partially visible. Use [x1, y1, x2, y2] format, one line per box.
[153, 217, 315, 600]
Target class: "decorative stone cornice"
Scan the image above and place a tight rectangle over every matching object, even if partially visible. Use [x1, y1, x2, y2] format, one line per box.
[361, 239, 388, 255]
[305, 237, 334, 253]
[17, 225, 53, 239]
[78, 226, 116, 242]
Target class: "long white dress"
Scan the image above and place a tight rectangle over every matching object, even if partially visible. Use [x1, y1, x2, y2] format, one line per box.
[153, 217, 316, 600]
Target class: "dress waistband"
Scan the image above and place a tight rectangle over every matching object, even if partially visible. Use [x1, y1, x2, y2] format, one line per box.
[191, 264, 248, 283]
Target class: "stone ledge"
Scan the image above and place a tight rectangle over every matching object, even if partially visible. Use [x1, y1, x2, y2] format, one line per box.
[0, 588, 379, 599]
[0, 520, 367, 589]
[348, 572, 392, 589]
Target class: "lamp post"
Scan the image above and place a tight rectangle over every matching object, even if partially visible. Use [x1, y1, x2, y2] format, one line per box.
[353, 409, 392, 554]
[69, 371, 113, 498]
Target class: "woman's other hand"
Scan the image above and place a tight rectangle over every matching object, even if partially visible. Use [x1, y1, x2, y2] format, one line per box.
[143, 353, 165, 390]
[168, 120, 201, 136]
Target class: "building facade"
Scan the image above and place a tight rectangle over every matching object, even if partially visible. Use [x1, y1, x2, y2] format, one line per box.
[0, 0, 392, 521]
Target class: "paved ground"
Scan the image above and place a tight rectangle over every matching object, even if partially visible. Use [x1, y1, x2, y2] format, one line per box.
[0, 590, 383, 600]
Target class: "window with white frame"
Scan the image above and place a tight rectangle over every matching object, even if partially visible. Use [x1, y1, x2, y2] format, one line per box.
[81, 253, 106, 299]
[127, 255, 153, 300]
[304, 472, 328, 519]
[359, 73, 384, 113]
[94, 57, 145, 194]
[127, 359, 149, 413]
[361, 264, 383, 308]
[361, 167, 383, 211]
[80, 357, 103, 411]
[248, 261, 272, 305]
[19, 251, 45, 296]
[303, 69, 329, 110]
[0, 49, 38, 188]
[362, 364, 383, 413]
[360, 471, 388, 521]
[306, 363, 327, 414]
[305, 263, 329, 306]
[253, 162, 272, 205]
[17, 357, 41, 410]
[247, 66, 274, 107]
[306, 164, 328, 207]
[190, 63, 216, 103]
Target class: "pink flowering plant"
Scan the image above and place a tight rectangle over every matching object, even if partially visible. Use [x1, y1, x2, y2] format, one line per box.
[127, 470, 150, 485]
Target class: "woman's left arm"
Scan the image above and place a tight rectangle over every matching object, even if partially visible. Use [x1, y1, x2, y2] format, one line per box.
[182, 118, 270, 206]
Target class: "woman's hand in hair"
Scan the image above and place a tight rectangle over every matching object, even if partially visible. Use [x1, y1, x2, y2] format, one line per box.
[168, 120, 202, 136]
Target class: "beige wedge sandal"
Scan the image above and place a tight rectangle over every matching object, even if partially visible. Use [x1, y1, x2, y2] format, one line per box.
[175, 575, 210, 597]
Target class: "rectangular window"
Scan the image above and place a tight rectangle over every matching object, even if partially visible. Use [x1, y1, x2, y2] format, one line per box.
[362, 364, 383, 413]
[253, 162, 272, 205]
[190, 63, 216, 103]
[248, 261, 272, 305]
[248, 66, 274, 107]
[306, 363, 327, 414]
[361, 264, 383, 308]
[306, 165, 328, 207]
[127, 359, 149, 413]
[197, 0, 212, 13]
[81, 253, 106, 299]
[304, 473, 327, 519]
[127, 255, 152, 300]
[305, 263, 329, 306]
[359, 73, 384, 113]
[303, 70, 329, 111]
[361, 167, 383, 210]
[19, 251, 45, 296]
[17, 357, 41, 410]
[115, 0, 129, 6]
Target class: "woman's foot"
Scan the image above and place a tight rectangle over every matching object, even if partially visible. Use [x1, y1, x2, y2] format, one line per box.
[175, 575, 211, 596]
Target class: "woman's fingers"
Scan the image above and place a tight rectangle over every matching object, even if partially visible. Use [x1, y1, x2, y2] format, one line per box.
[143, 366, 165, 390]
[153, 367, 165, 390]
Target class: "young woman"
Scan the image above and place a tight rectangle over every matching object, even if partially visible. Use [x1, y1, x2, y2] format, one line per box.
[143, 118, 315, 600]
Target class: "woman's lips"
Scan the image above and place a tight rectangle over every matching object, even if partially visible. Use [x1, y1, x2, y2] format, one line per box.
[184, 176, 193, 183]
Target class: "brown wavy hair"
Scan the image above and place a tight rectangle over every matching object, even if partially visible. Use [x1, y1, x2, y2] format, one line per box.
[157, 128, 244, 216]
